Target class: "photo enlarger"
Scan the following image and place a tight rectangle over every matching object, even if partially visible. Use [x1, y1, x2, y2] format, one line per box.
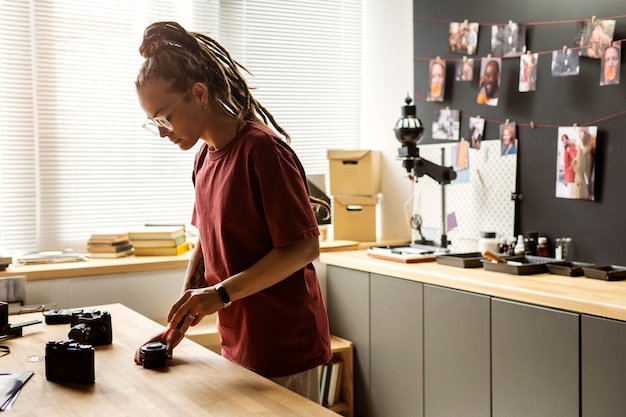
[393, 95, 457, 252]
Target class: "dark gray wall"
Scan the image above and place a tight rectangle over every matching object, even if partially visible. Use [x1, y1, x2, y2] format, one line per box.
[413, 0, 625, 264]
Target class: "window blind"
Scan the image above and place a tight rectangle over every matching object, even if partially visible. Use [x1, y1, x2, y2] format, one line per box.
[0, 0, 361, 254]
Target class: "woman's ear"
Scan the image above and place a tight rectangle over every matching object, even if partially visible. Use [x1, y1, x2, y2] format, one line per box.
[191, 82, 209, 108]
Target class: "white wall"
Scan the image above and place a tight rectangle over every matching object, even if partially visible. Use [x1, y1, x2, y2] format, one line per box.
[362, 0, 415, 242]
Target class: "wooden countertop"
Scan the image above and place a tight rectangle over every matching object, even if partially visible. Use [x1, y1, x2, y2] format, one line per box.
[0, 253, 191, 281]
[320, 250, 626, 322]
[2, 303, 338, 416]
[0, 239, 407, 282]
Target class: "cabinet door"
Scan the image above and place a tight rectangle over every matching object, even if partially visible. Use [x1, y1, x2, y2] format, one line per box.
[370, 273, 423, 417]
[424, 285, 491, 417]
[492, 298, 579, 417]
[326, 265, 370, 417]
[581, 314, 626, 417]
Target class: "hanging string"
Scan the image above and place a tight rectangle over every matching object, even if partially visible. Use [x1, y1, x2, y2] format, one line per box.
[413, 13, 626, 27]
[413, 13, 626, 132]
[412, 92, 626, 132]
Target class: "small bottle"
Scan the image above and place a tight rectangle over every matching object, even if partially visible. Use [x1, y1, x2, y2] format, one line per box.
[536, 237, 549, 257]
[514, 234, 525, 256]
[524, 231, 538, 256]
[507, 237, 516, 255]
[498, 237, 509, 255]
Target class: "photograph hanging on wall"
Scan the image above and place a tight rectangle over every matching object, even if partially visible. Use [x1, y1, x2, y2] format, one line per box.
[455, 58, 474, 81]
[468, 116, 485, 149]
[452, 139, 470, 184]
[432, 108, 460, 140]
[499, 122, 517, 156]
[449, 21, 479, 55]
[551, 48, 580, 77]
[574, 19, 615, 59]
[427, 58, 446, 102]
[477, 57, 501, 106]
[600, 42, 621, 86]
[555, 126, 597, 201]
[491, 22, 526, 57]
[519, 53, 538, 92]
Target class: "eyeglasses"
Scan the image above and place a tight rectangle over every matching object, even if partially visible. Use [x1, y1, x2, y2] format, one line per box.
[142, 90, 189, 136]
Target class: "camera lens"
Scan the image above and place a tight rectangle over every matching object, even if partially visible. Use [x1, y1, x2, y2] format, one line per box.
[68, 323, 91, 344]
[140, 341, 168, 369]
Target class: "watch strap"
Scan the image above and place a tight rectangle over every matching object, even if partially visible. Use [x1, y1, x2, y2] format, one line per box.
[215, 283, 232, 308]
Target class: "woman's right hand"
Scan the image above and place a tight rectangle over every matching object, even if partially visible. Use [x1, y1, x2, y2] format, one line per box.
[134, 326, 186, 365]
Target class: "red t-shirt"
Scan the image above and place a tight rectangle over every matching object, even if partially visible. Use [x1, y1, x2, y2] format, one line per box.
[191, 121, 332, 377]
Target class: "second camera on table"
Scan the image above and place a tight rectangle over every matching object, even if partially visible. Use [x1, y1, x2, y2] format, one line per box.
[67, 310, 113, 346]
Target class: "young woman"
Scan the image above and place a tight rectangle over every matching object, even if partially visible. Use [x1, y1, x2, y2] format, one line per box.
[133, 21, 332, 402]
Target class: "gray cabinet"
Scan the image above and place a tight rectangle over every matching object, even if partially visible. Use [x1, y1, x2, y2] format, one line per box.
[491, 298, 579, 417]
[423, 285, 491, 417]
[581, 314, 626, 417]
[370, 274, 423, 417]
[326, 266, 589, 417]
[326, 265, 371, 417]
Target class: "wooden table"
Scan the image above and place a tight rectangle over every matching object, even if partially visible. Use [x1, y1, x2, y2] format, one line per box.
[1, 303, 338, 416]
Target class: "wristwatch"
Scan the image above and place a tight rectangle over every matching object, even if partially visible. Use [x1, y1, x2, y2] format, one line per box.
[215, 283, 232, 308]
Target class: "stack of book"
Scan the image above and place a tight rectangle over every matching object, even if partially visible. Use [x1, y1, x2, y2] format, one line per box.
[86, 231, 134, 258]
[128, 226, 189, 256]
[319, 357, 343, 408]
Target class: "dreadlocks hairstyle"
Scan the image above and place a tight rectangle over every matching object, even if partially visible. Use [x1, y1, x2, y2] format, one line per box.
[136, 21, 289, 141]
[136, 21, 331, 221]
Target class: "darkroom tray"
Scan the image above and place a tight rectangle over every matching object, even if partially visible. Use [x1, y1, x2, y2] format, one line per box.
[546, 261, 595, 277]
[582, 265, 626, 281]
[481, 255, 554, 275]
[436, 252, 484, 268]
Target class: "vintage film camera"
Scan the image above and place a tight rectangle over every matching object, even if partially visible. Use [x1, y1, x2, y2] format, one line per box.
[45, 340, 95, 384]
[67, 310, 112, 346]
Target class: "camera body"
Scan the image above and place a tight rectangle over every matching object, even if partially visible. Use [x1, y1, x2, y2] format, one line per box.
[45, 340, 95, 384]
[68, 310, 112, 346]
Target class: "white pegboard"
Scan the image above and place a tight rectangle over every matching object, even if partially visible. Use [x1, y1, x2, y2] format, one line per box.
[411, 140, 517, 252]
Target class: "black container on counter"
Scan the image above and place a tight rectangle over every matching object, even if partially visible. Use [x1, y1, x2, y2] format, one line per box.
[524, 231, 538, 256]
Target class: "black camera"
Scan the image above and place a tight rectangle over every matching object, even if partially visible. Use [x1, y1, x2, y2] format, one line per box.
[140, 341, 168, 369]
[67, 310, 112, 346]
[44, 308, 84, 325]
[45, 340, 95, 384]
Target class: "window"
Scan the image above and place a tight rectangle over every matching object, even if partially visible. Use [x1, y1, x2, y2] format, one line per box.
[0, 0, 361, 254]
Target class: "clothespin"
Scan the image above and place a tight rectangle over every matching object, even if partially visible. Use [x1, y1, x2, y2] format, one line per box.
[463, 56, 468, 63]
[445, 106, 450, 111]
[573, 123, 578, 128]
[592, 16, 596, 24]
[563, 45, 568, 53]
[530, 121, 535, 129]
[464, 19, 468, 26]
[487, 53, 492, 59]
[505, 119, 510, 125]
[508, 20, 513, 27]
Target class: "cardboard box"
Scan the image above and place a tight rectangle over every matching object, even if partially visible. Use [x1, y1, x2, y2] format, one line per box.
[333, 195, 378, 241]
[328, 150, 381, 196]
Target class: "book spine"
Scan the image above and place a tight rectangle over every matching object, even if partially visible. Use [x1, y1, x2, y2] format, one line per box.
[319, 362, 331, 407]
